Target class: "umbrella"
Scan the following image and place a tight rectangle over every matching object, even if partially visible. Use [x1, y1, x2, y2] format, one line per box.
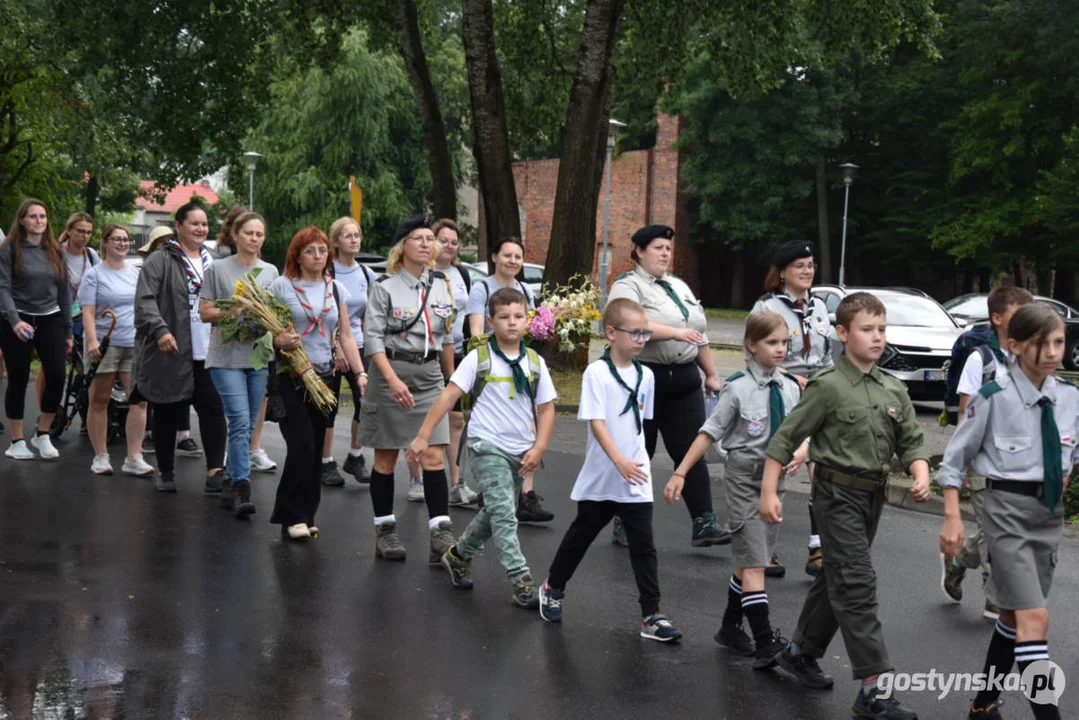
[71, 309, 117, 429]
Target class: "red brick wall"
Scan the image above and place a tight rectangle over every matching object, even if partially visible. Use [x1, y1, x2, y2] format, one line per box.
[480, 112, 700, 296]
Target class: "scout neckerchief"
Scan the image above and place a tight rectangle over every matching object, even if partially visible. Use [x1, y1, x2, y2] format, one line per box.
[291, 277, 334, 336]
[168, 239, 211, 296]
[779, 288, 812, 358]
[655, 277, 689, 321]
[602, 346, 643, 434]
[1038, 396, 1064, 511]
[489, 337, 532, 399]
[768, 379, 786, 438]
[416, 270, 435, 356]
[986, 332, 1006, 363]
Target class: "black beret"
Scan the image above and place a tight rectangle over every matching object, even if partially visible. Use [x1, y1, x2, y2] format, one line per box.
[772, 240, 816, 269]
[391, 213, 431, 246]
[630, 224, 675, 247]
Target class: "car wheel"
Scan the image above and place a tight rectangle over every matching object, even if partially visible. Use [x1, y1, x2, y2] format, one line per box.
[1068, 338, 1079, 370]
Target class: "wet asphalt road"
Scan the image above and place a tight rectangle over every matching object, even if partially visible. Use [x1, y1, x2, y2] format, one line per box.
[0, 407, 1076, 720]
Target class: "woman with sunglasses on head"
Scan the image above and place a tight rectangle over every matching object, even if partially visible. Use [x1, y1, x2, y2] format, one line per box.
[0, 199, 74, 460]
[79, 224, 153, 477]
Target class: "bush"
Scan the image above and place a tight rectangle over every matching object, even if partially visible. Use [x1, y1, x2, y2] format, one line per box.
[1065, 479, 1079, 522]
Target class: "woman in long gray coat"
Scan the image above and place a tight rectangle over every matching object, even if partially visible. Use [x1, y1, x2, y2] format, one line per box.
[133, 202, 227, 495]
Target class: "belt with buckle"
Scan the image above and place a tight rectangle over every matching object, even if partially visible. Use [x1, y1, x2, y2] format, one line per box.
[986, 478, 1044, 499]
[817, 465, 887, 493]
[387, 349, 438, 364]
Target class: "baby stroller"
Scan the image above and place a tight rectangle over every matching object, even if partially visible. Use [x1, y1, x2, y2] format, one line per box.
[49, 310, 129, 443]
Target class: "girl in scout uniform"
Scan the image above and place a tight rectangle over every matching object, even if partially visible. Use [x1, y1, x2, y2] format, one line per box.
[938, 303, 1074, 720]
[607, 224, 727, 548]
[665, 311, 807, 667]
[753, 239, 837, 578]
[356, 214, 458, 564]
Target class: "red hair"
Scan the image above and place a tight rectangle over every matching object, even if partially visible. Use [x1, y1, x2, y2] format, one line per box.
[283, 226, 331, 279]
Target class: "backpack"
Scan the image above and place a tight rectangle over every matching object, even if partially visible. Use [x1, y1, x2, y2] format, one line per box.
[941, 326, 997, 426]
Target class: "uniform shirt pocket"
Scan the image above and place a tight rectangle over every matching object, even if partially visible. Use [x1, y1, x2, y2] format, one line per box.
[738, 402, 769, 441]
[992, 434, 1034, 474]
[834, 405, 872, 446]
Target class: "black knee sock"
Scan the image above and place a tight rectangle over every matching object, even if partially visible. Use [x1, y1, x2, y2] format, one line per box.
[369, 470, 395, 518]
[973, 619, 1016, 708]
[721, 575, 743, 628]
[1015, 640, 1061, 720]
[741, 591, 773, 648]
[423, 468, 449, 518]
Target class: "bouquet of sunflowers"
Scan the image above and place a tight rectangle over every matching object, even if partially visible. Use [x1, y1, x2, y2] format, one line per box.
[214, 268, 336, 412]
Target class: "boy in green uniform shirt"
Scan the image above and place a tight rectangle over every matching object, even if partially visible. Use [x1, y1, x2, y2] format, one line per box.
[759, 292, 932, 720]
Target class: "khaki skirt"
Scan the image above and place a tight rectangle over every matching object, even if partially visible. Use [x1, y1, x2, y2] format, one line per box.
[356, 357, 449, 449]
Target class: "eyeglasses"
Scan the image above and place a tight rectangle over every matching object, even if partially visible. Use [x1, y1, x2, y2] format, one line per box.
[613, 327, 654, 342]
[440, 239, 460, 247]
[407, 234, 435, 245]
[106, 236, 130, 244]
[788, 262, 816, 272]
[302, 246, 329, 257]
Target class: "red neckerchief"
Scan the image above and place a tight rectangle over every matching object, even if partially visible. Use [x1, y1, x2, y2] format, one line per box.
[292, 277, 334, 336]
[167, 239, 209, 293]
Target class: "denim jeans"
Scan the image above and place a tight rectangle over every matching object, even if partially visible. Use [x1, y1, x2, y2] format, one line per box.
[209, 367, 268, 482]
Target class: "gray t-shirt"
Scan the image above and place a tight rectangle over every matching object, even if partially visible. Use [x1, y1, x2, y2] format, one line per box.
[332, 259, 375, 349]
[465, 276, 534, 332]
[199, 257, 280, 369]
[77, 264, 139, 347]
[270, 276, 350, 368]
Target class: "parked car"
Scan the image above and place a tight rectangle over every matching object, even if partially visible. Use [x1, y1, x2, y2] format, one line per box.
[812, 285, 964, 400]
[466, 262, 544, 297]
[944, 292, 1079, 369]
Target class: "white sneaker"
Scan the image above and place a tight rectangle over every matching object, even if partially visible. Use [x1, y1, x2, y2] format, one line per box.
[5, 440, 34, 460]
[30, 434, 59, 460]
[250, 448, 278, 472]
[284, 523, 311, 540]
[122, 453, 155, 477]
[91, 453, 113, 475]
[406, 478, 425, 502]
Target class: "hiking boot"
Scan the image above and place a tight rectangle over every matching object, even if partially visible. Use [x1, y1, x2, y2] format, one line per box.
[232, 480, 256, 518]
[91, 453, 114, 475]
[852, 689, 918, 719]
[441, 545, 473, 589]
[611, 516, 629, 546]
[155, 472, 177, 493]
[342, 453, 370, 483]
[517, 491, 554, 522]
[714, 623, 755, 657]
[375, 522, 406, 561]
[539, 580, 564, 622]
[219, 476, 234, 510]
[250, 448, 277, 473]
[321, 460, 345, 487]
[941, 553, 965, 603]
[407, 478, 425, 502]
[691, 511, 731, 546]
[968, 702, 1004, 719]
[204, 471, 225, 494]
[176, 437, 202, 457]
[429, 520, 455, 564]
[512, 574, 540, 609]
[805, 547, 823, 577]
[983, 598, 1000, 620]
[765, 553, 786, 578]
[640, 613, 682, 642]
[753, 630, 789, 671]
[776, 647, 834, 689]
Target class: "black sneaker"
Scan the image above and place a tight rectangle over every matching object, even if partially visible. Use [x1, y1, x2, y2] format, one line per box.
[941, 552, 965, 603]
[714, 623, 755, 657]
[176, 437, 202, 457]
[142, 436, 155, 455]
[321, 460, 345, 487]
[968, 701, 1004, 719]
[776, 647, 834, 689]
[538, 580, 564, 622]
[440, 545, 473, 589]
[852, 689, 918, 719]
[691, 511, 732, 547]
[753, 630, 788, 671]
[232, 480, 256, 518]
[219, 476, 234, 510]
[204, 470, 225, 494]
[640, 613, 682, 643]
[342, 453, 370, 483]
[765, 553, 786, 578]
[512, 573, 540, 608]
[155, 472, 177, 493]
[517, 491, 554, 523]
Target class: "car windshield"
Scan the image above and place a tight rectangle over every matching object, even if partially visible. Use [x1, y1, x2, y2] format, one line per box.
[875, 293, 957, 328]
[943, 295, 987, 318]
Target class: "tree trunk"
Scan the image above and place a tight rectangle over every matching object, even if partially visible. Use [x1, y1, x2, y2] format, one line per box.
[544, 0, 627, 289]
[815, 154, 832, 283]
[461, 0, 520, 244]
[396, 0, 457, 221]
[84, 175, 101, 216]
[730, 246, 745, 307]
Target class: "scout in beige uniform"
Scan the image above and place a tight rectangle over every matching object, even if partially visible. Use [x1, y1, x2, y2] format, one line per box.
[938, 304, 1072, 720]
[607, 224, 728, 547]
[356, 214, 457, 563]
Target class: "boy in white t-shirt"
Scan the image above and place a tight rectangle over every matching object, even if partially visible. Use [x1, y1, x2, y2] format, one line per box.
[409, 288, 557, 608]
[537, 298, 681, 642]
[941, 285, 1032, 618]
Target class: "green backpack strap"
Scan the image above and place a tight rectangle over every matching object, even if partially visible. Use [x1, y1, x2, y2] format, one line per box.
[457, 343, 542, 467]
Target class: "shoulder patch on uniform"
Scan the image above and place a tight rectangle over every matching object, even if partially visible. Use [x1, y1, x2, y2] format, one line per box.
[725, 371, 745, 383]
[376, 274, 390, 283]
[978, 380, 1003, 398]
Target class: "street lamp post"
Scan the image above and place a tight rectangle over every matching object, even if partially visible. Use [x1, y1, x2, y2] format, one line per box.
[599, 118, 627, 311]
[243, 151, 262, 211]
[837, 162, 859, 287]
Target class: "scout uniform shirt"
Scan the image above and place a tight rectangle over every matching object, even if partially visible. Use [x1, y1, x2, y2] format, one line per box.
[363, 266, 456, 357]
[701, 360, 801, 459]
[937, 370, 1079, 490]
[766, 354, 928, 476]
[607, 264, 708, 365]
[752, 289, 836, 378]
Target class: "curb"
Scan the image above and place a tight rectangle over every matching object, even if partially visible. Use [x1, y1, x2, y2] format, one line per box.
[885, 476, 975, 522]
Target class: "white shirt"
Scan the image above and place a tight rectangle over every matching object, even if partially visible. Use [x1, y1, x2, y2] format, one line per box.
[957, 347, 1011, 398]
[572, 359, 655, 503]
[450, 346, 557, 455]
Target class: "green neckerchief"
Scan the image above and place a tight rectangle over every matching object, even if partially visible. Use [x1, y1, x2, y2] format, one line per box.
[986, 332, 1006, 363]
[768, 380, 786, 438]
[489, 337, 532, 399]
[602, 346, 643, 434]
[655, 278, 689, 321]
[1038, 397, 1064, 511]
